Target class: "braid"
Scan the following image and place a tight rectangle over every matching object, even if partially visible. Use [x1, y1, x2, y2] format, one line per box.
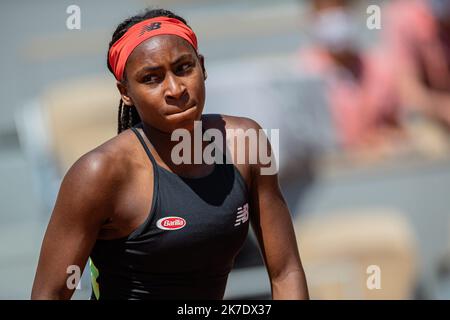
[109, 8, 190, 135]
[117, 100, 142, 134]
[128, 105, 133, 129]
[117, 99, 123, 134]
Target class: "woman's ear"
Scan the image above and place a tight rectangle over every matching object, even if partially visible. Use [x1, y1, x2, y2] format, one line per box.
[116, 81, 134, 106]
[198, 54, 207, 80]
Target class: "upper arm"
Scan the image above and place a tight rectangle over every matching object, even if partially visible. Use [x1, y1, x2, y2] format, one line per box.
[31, 151, 120, 299]
[239, 118, 303, 281]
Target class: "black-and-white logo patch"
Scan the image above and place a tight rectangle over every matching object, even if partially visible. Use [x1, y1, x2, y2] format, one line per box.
[234, 203, 249, 226]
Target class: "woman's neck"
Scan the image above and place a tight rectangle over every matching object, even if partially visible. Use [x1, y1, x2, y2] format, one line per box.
[140, 119, 214, 176]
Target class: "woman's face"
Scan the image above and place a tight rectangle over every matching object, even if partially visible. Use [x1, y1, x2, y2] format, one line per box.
[118, 34, 206, 133]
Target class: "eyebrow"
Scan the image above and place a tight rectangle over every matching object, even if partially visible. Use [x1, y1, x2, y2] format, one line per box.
[135, 53, 195, 77]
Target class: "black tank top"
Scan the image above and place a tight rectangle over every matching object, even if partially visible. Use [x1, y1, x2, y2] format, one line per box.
[88, 123, 250, 300]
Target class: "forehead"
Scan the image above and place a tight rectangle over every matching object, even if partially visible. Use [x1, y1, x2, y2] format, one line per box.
[126, 34, 196, 69]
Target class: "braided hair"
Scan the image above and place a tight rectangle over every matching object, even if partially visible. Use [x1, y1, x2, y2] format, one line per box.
[107, 8, 191, 134]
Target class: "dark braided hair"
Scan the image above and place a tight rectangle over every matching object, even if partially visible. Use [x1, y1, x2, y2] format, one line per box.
[107, 8, 191, 134]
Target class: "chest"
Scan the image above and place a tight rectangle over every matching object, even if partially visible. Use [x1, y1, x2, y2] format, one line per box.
[98, 160, 251, 241]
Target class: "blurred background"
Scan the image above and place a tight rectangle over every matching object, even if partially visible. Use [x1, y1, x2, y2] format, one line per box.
[1, 0, 450, 299]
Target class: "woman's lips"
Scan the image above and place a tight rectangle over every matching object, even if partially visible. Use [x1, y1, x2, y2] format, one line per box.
[166, 104, 197, 120]
[166, 102, 195, 115]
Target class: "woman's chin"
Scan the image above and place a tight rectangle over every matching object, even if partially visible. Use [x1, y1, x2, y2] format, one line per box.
[174, 117, 198, 132]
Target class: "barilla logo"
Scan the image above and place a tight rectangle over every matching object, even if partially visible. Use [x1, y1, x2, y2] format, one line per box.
[156, 216, 186, 230]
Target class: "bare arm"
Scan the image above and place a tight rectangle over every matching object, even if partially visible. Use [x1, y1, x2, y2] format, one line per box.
[243, 118, 309, 300]
[31, 151, 119, 299]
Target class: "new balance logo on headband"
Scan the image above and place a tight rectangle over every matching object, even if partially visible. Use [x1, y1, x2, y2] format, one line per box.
[109, 17, 198, 81]
[234, 203, 249, 226]
[139, 22, 162, 36]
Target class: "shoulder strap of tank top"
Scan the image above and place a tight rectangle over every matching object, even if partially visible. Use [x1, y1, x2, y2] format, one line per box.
[130, 124, 159, 170]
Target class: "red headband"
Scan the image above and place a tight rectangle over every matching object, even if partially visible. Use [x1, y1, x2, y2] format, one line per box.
[108, 17, 198, 81]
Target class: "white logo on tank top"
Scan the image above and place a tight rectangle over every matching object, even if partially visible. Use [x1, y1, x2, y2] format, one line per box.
[234, 203, 249, 226]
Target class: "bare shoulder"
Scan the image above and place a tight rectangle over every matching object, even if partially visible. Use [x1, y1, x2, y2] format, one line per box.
[60, 129, 140, 199]
[201, 114, 263, 139]
[202, 114, 269, 188]
[201, 114, 264, 153]
[214, 114, 277, 177]
[216, 114, 262, 131]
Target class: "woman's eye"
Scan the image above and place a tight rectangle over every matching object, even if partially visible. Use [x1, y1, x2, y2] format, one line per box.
[178, 63, 193, 73]
[143, 75, 159, 83]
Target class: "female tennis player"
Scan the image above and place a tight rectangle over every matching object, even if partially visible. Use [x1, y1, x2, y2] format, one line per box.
[31, 8, 309, 300]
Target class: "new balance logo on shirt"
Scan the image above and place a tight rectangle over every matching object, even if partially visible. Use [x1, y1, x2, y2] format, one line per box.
[234, 203, 249, 226]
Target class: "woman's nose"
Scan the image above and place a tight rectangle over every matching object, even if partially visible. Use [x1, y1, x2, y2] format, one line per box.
[164, 73, 187, 102]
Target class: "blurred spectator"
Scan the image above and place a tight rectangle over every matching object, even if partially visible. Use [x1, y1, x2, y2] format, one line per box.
[383, 0, 450, 130]
[296, 0, 406, 153]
